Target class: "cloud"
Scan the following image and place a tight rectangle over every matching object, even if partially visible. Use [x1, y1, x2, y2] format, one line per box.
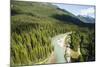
[80, 7, 95, 16]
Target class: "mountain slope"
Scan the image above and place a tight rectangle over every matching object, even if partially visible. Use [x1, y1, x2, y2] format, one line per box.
[77, 15, 95, 23]
[11, 1, 95, 66]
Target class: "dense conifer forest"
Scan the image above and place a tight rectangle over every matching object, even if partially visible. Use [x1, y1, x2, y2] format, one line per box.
[11, 1, 95, 66]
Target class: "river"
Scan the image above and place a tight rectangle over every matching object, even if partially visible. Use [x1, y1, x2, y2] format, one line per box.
[51, 32, 72, 63]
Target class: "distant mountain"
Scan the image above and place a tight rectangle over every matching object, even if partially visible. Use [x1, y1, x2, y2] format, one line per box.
[77, 15, 95, 23]
[11, 1, 94, 28]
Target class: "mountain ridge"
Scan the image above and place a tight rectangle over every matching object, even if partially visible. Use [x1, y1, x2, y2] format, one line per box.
[77, 15, 95, 23]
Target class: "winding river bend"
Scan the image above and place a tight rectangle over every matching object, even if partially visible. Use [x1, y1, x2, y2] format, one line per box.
[51, 32, 72, 63]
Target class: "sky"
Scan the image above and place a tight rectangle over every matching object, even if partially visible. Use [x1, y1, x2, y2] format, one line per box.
[54, 4, 95, 18]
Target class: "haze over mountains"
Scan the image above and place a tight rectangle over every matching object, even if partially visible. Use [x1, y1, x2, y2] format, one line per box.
[77, 15, 95, 23]
[53, 3, 95, 24]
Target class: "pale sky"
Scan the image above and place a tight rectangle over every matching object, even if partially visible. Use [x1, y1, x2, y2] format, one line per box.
[54, 4, 95, 18]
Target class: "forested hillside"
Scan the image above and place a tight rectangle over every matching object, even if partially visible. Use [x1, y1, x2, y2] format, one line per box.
[11, 1, 95, 66]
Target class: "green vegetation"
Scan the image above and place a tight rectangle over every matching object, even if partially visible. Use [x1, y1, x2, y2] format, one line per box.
[11, 1, 95, 66]
[70, 31, 95, 62]
[71, 32, 81, 51]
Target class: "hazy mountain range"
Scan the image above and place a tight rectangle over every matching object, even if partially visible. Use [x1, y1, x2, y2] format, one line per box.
[77, 15, 95, 23]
